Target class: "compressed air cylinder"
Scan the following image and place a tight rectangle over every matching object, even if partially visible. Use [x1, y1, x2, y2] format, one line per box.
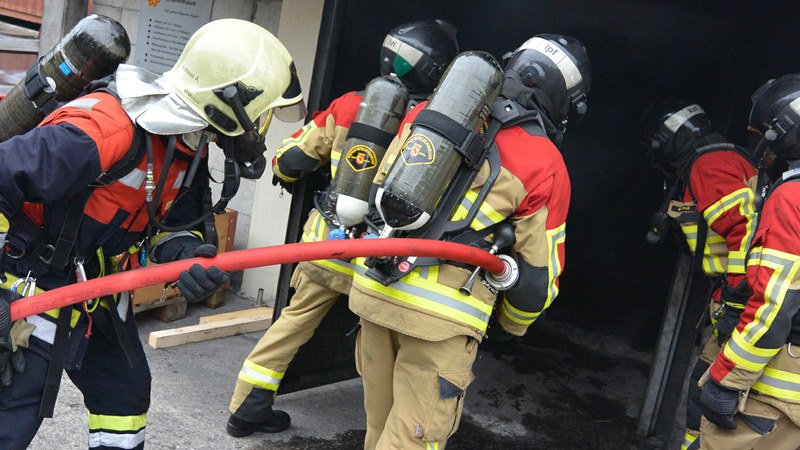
[376, 51, 503, 231]
[0, 14, 130, 142]
[327, 75, 409, 227]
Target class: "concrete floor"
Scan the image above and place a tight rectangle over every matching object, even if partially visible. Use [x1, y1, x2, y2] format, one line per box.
[27, 291, 678, 449]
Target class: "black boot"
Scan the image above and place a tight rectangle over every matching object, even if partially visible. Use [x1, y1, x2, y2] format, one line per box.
[226, 409, 291, 437]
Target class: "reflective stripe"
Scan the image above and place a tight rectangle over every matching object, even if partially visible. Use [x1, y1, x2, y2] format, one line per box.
[117, 291, 130, 322]
[277, 122, 317, 157]
[742, 249, 800, 343]
[354, 261, 492, 331]
[65, 98, 101, 111]
[546, 224, 566, 307]
[704, 187, 758, 273]
[424, 440, 440, 450]
[752, 366, 800, 401]
[728, 250, 748, 274]
[451, 190, 504, 231]
[89, 413, 147, 432]
[501, 298, 539, 325]
[238, 360, 283, 391]
[171, 170, 186, 189]
[117, 168, 146, 190]
[27, 314, 56, 344]
[722, 332, 779, 371]
[312, 257, 354, 276]
[681, 431, 698, 450]
[88, 429, 145, 450]
[331, 149, 341, 177]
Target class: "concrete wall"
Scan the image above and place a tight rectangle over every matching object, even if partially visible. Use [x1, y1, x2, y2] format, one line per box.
[86, 0, 323, 300]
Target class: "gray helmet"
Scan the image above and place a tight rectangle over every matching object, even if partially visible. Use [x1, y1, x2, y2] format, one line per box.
[749, 74, 800, 161]
[501, 34, 591, 126]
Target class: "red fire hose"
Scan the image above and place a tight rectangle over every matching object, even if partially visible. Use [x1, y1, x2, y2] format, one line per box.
[10, 238, 504, 321]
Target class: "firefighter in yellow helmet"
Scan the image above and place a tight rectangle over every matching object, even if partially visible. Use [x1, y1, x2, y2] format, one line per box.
[0, 19, 302, 449]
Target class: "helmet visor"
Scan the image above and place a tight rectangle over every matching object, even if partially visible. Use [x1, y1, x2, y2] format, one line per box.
[273, 62, 306, 122]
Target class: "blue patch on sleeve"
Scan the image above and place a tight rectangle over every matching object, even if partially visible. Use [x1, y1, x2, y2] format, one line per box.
[58, 61, 72, 76]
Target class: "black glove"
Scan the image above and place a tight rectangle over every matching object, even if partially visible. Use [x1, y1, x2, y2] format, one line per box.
[239, 154, 267, 180]
[0, 289, 24, 389]
[271, 175, 294, 194]
[700, 380, 740, 429]
[177, 263, 230, 303]
[486, 313, 515, 342]
[151, 235, 218, 263]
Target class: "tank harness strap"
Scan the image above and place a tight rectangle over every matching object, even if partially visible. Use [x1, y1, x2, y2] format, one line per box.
[105, 294, 140, 369]
[23, 62, 58, 117]
[414, 109, 487, 169]
[39, 308, 71, 418]
[346, 122, 395, 149]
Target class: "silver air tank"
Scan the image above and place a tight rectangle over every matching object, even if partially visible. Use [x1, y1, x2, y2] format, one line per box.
[327, 75, 409, 227]
[376, 51, 503, 231]
[0, 14, 131, 142]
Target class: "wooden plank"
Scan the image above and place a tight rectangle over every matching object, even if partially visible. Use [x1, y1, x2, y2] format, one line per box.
[198, 307, 273, 324]
[133, 294, 183, 313]
[148, 315, 272, 349]
[146, 297, 187, 323]
[0, 37, 38, 53]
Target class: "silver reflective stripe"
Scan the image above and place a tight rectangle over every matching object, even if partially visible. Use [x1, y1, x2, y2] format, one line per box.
[726, 335, 774, 366]
[756, 371, 800, 392]
[744, 252, 796, 341]
[354, 265, 491, 325]
[518, 37, 582, 89]
[502, 299, 531, 322]
[664, 104, 704, 133]
[27, 314, 56, 344]
[548, 226, 566, 301]
[383, 35, 424, 66]
[118, 291, 130, 323]
[118, 168, 146, 190]
[240, 364, 282, 387]
[171, 170, 186, 189]
[88, 429, 145, 450]
[64, 98, 101, 111]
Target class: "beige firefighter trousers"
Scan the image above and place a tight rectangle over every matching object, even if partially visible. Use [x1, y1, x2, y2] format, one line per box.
[229, 265, 345, 413]
[700, 394, 800, 450]
[355, 319, 478, 450]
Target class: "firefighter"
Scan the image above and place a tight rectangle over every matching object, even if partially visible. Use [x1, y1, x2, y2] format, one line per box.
[349, 34, 591, 449]
[699, 74, 800, 449]
[226, 19, 459, 437]
[639, 101, 758, 450]
[0, 19, 303, 449]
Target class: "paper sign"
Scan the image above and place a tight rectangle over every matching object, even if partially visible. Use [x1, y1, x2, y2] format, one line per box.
[135, 0, 213, 73]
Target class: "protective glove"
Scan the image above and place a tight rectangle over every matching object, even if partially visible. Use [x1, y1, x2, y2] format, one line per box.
[700, 379, 740, 429]
[177, 263, 230, 303]
[486, 312, 515, 342]
[271, 175, 294, 194]
[0, 288, 25, 389]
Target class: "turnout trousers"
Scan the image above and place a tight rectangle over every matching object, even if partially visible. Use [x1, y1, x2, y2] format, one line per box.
[356, 319, 478, 450]
[229, 264, 347, 418]
[0, 300, 151, 450]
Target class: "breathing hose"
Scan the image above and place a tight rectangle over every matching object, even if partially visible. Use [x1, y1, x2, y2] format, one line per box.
[10, 238, 504, 321]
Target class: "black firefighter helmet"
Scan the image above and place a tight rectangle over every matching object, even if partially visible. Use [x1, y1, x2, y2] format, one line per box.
[379, 19, 459, 94]
[640, 100, 713, 173]
[501, 34, 591, 128]
[749, 74, 800, 161]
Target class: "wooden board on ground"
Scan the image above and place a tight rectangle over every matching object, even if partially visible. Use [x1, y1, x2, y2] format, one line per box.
[148, 314, 272, 349]
[198, 307, 273, 324]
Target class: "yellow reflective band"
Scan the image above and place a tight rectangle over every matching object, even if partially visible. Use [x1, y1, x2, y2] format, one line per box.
[545, 223, 566, 307]
[0, 274, 82, 327]
[353, 259, 492, 331]
[0, 214, 8, 233]
[501, 298, 539, 325]
[88, 413, 147, 432]
[331, 149, 341, 178]
[752, 366, 800, 401]
[425, 440, 440, 450]
[313, 258, 355, 276]
[704, 189, 758, 253]
[723, 331, 781, 372]
[276, 122, 317, 157]
[681, 431, 697, 450]
[272, 164, 300, 183]
[740, 248, 800, 344]
[238, 360, 284, 391]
